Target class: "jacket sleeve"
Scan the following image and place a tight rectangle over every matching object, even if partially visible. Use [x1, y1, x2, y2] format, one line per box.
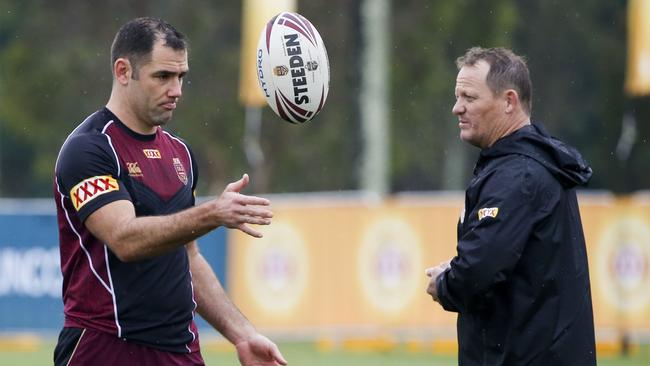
[436, 158, 551, 313]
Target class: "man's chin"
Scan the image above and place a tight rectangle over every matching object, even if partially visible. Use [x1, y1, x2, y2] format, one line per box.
[459, 131, 471, 143]
[460, 133, 480, 148]
[151, 113, 173, 126]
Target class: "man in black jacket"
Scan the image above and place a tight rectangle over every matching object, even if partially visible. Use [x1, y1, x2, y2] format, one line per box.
[426, 47, 596, 365]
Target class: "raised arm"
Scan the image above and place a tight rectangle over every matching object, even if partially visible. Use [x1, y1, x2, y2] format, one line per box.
[85, 174, 272, 262]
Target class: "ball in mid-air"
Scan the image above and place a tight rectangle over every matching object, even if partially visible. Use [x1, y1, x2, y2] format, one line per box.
[256, 12, 330, 124]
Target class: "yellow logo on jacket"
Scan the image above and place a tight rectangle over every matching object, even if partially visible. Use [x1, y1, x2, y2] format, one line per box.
[478, 207, 499, 221]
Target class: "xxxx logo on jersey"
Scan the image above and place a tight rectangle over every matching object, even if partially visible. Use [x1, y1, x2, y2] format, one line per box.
[70, 175, 119, 211]
[143, 149, 161, 159]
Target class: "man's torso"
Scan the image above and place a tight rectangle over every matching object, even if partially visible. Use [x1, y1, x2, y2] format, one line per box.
[54, 108, 200, 353]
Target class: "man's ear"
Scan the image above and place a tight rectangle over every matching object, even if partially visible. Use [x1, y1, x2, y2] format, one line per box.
[504, 89, 519, 114]
[113, 58, 132, 85]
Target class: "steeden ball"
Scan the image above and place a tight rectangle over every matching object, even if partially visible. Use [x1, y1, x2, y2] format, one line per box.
[256, 12, 330, 124]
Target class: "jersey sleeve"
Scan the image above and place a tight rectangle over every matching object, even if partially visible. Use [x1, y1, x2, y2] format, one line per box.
[55, 133, 132, 222]
[436, 157, 559, 313]
[186, 142, 198, 206]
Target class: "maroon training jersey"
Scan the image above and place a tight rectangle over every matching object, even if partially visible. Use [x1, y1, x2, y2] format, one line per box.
[53, 107, 200, 353]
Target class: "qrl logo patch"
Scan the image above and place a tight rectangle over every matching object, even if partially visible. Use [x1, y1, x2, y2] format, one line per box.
[478, 207, 499, 221]
[70, 175, 119, 211]
[173, 158, 188, 185]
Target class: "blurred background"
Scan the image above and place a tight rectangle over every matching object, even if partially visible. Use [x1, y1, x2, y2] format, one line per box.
[1, 0, 649, 364]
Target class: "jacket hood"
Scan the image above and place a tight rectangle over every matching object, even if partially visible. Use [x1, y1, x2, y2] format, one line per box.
[479, 123, 592, 188]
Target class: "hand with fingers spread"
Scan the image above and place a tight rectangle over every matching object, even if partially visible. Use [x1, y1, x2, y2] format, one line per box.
[209, 173, 273, 238]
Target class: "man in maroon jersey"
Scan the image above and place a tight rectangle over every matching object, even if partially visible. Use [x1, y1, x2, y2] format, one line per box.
[53, 17, 287, 366]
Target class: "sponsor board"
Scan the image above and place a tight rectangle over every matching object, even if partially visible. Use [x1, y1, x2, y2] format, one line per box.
[358, 217, 422, 314]
[595, 216, 650, 312]
[244, 222, 308, 313]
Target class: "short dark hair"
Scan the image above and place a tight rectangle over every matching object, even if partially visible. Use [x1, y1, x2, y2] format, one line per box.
[110, 17, 187, 79]
[456, 47, 532, 115]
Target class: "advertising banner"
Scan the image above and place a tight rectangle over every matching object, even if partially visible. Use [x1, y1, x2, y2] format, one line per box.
[228, 193, 650, 335]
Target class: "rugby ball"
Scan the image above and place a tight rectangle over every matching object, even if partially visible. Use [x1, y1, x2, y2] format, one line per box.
[256, 12, 330, 124]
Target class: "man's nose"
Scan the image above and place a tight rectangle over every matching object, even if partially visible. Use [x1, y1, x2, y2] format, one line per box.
[169, 78, 183, 98]
[452, 100, 464, 115]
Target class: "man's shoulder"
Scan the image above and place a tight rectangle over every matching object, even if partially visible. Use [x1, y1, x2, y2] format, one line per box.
[56, 114, 117, 175]
[73, 108, 115, 134]
[60, 109, 114, 151]
[489, 153, 551, 176]
[59, 133, 109, 156]
[480, 154, 558, 196]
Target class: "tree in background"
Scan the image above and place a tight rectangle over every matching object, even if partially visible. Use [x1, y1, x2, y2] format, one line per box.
[0, 0, 645, 197]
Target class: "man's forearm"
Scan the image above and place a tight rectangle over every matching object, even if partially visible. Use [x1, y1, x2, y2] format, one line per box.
[86, 200, 217, 262]
[85, 180, 272, 262]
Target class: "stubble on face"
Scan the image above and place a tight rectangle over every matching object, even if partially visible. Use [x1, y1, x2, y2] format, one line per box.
[130, 40, 188, 131]
[453, 61, 502, 149]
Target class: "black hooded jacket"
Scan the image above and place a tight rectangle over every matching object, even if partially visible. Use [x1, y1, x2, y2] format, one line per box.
[436, 123, 596, 365]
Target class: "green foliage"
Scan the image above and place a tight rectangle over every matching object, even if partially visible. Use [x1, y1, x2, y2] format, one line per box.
[513, 0, 636, 192]
[0, 0, 643, 196]
[390, 0, 519, 190]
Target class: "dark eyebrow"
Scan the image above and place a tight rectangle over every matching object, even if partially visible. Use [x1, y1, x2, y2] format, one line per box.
[152, 70, 188, 78]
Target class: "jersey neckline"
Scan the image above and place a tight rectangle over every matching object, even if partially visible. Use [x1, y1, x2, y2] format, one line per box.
[102, 107, 158, 142]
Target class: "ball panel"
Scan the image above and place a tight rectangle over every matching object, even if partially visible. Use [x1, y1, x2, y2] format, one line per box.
[295, 13, 319, 45]
[264, 15, 278, 54]
[273, 91, 295, 124]
[316, 86, 326, 114]
[279, 13, 317, 47]
[278, 90, 311, 123]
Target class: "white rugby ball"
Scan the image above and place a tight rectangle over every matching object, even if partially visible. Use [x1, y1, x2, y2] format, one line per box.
[256, 12, 330, 124]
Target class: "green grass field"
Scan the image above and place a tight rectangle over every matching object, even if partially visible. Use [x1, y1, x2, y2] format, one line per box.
[1, 340, 649, 365]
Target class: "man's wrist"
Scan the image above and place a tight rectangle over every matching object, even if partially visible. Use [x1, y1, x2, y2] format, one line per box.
[433, 270, 446, 303]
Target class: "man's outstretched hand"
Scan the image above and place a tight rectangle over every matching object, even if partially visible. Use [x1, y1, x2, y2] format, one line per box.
[212, 174, 273, 238]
